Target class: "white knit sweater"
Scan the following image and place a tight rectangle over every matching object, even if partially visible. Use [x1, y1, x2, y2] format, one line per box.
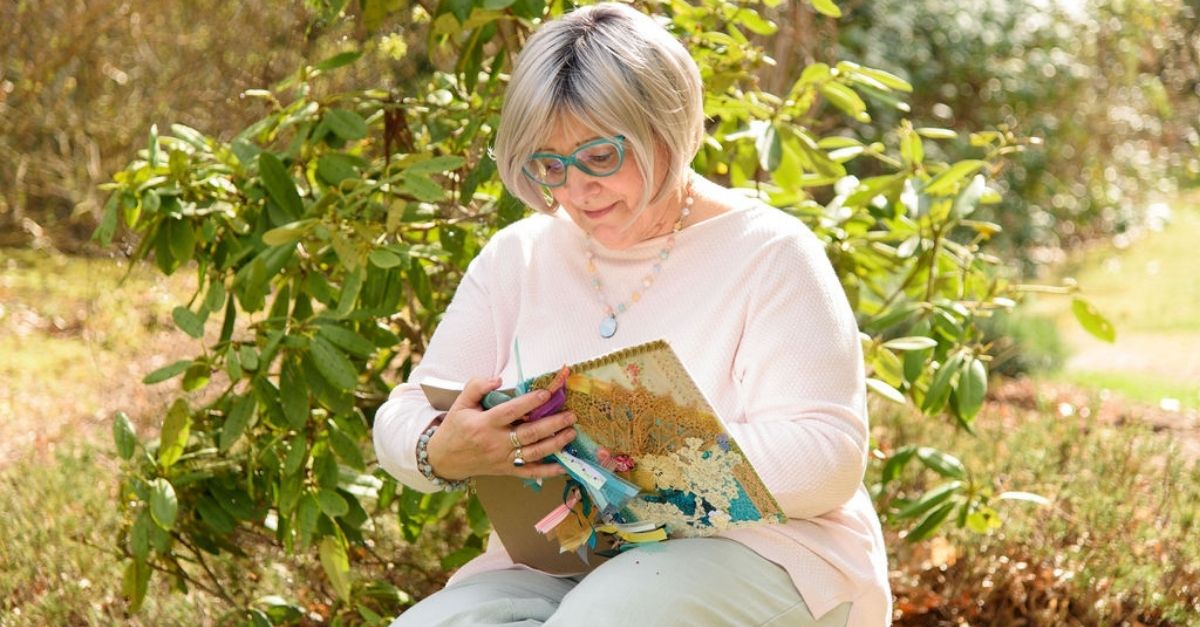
[373, 203, 892, 625]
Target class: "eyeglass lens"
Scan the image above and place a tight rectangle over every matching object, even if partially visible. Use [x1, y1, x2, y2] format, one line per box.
[524, 140, 623, 186]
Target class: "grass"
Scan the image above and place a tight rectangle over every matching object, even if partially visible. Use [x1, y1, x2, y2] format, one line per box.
[1023, 200, 1200, 412]
[875, 389, 1200, 625]
[1057, 202, 1200, 334]
[0, 445, 225, 625]
[0, 248, 197, 466]
[1056, 369, 1200, 412]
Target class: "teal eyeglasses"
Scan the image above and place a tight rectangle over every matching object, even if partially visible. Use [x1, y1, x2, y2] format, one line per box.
[521, 135, 626, 187]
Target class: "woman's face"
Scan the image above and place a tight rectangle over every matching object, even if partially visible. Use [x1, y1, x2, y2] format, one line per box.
[538, 118, 678, 250]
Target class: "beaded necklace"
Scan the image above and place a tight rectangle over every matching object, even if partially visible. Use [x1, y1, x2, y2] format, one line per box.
[586, 180, 694, 339]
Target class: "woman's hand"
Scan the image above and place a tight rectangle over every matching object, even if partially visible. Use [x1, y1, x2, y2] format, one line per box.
[425, 377, 577, 480]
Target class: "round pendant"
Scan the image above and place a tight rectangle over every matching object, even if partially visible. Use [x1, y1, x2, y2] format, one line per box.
[599, 315, 618, 338]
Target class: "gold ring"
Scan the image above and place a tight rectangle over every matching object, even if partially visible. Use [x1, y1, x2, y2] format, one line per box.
[509, 428, 522, 449]
[512, 446, 526, 467]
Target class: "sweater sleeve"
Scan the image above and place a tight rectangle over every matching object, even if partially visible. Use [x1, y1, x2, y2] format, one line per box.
[372, 240, 508, 493]
[726, 225, 868, 520]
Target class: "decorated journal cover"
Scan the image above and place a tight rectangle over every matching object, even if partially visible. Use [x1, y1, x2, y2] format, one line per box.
[421, 339, 785, 573]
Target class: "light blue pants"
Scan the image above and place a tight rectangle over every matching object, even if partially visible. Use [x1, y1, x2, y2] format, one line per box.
[390, 538, 851, 626]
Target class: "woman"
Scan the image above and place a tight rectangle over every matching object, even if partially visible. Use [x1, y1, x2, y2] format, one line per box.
[373, 3, 891, 625]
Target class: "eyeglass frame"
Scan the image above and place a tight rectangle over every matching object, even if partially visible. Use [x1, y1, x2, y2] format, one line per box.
[520, 135, 627, 188]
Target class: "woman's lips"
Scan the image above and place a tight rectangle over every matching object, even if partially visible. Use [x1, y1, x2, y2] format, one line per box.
[582, 202, 617, 220]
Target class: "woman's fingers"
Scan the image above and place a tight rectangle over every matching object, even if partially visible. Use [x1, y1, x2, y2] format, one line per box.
[512, 425, 577, 466]
[513, 461, 569, 480]
[511, 411, 575, 447]
[449, 377, 502, 412]
[485, 387, 552, 426]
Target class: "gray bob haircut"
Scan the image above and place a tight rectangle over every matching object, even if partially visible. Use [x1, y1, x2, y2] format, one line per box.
[493, 2, 704, 214]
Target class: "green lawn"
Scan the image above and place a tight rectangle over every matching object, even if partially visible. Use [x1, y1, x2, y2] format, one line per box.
[1033, 199, 1200, 410]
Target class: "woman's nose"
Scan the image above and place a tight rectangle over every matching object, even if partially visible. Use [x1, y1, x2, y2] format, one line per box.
[562, 167, 600, 203]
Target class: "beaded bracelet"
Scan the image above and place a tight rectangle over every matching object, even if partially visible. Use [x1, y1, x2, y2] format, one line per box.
[415, 420, 469, 491]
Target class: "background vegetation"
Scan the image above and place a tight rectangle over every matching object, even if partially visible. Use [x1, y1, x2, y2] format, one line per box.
[2, 0, 1198, 624]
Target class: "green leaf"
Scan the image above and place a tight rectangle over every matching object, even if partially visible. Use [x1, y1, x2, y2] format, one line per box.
[328, 424, 366, 470]
[170, 124, 208, 150]
[405, 155, 466, 175]
[917, 447, 967, 480]
[320, 535, 353, 602]
[166, 218, 196, 265]
[224, 346, 243, 381]
[239, 345, 260, 371]
[172, 306, 205, 339]
[316, 154, 361, 186]
[952, 174, 987, 218]
[283, 434, 308, 476]
[441, 545, 483, 570]
[923, 160, 986, 196]
[197, 496, 236, 534]
[906, 500, 956, 542]
[122, 559, 151, 613]
[408, 259, 433, 310]
[181, 362, 210, 392]
[335, 265, 364, 318]
[855, 67, 913, 92]
[147, 123, 160, 167]
[880, 446, 916, 486]
[280, 358, 310, 430]
[1071, 298, 1116, 343]
[955, 357, 988, 423]
[158, 399, 191, 469]
[316, 488, 350, 518]
[997, 491, 1052, 506]
[736, 10, 777, 35]
[809, 0, 842, 18]
[865, 378, 906, 404]
[143, 359, 192, 384]
[444, 0, 472, 24]
[402, 172, 445, 202]
[921, 353, 964, 414]
[883, 336, 938, 351]
[315, 49, 363, 71]
[310, 336, 359, 390]
[368, 248, 405, 269]
[297, 494, 321, 546]
[901, 128, 924, 166]
[317, 324, 375, 357]
[113, 412, 137, 460]
[467, 493, 490, 536]
[204, 280, 227, 313]
[965, 506, 1002, 534]
[755, 123, 782, 172]
[263, 219, 318, 246]
[129, 511, 151, 560]
[819, 82, 867, 122]
[259, 152, 304, 219]
[325, 109, 368, 141]
[212, 484, 258, 521]
[220, 394, 256, 452]
[894, 480, 961, 520]
[94, 194, 120, 245]
[149, 477, 179, 529]
[917, 127, 958, 140]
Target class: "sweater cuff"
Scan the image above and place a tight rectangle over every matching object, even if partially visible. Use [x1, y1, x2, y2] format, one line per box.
[374, 399, 447, 493]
